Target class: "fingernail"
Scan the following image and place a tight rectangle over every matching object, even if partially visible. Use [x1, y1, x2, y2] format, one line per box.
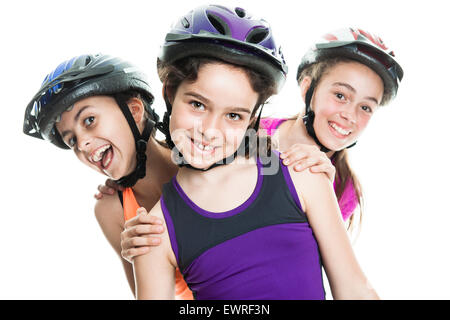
[283, 159, 290, 165]
[295, 165, 302, 171]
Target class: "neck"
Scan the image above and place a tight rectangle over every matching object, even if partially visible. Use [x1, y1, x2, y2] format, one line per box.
[131, 138, 178, 198]
[177, 155, 256, 186]
[278, 113, 335, 159]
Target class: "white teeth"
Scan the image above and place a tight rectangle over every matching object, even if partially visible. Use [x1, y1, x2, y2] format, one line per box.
[91, 144, 111, 162]
[330, 122, 351, 136]
[194, 141, 213, 152]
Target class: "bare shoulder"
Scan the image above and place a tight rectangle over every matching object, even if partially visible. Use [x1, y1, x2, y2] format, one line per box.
[94, 193, 125, 234]
[147, 199, 177, 268]
[286, 164, 334, 213]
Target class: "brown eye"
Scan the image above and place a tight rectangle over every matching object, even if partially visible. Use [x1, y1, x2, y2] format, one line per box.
[67, 136, 77, 148]
[361, 105, 373, 113]
[84, 116, 95, 126]
[227, 113, 241, 121]
[191, 101, 205, 111]
[336, 93, 345, 100]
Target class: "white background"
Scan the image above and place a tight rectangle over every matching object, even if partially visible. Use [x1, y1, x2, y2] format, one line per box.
[1, 0, 449, 299]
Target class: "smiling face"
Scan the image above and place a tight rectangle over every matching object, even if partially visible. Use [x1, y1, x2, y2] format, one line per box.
[307, 61, 384, 151]
[55, 95, 141, 179]
[168, 62, 259, 169]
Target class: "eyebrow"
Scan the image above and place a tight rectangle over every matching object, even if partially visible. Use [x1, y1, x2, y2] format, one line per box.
[185, 91, 212, 105]
[332, 82, 380, 105]
[184, 91, 252, 114]
[60, 105, 91, 139]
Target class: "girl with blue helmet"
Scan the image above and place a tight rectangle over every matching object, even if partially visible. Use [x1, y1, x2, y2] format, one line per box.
[23, 53, 194, 299]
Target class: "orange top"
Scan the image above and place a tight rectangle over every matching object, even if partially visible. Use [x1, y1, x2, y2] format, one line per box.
[122, 187, 193, 300]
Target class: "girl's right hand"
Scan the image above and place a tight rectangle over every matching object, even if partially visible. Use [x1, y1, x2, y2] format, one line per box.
[280, 143, 336, 183]
[94, 179, 123, 200]
[120, 208, 165, 263]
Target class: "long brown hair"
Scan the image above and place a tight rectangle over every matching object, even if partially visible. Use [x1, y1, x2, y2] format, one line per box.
[297, 57, 390, 235]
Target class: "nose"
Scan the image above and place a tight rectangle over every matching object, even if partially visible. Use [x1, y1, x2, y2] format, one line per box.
[76, 133, 93, 152]
[196, 114, 222, 142]
[340, 107, 357, 125]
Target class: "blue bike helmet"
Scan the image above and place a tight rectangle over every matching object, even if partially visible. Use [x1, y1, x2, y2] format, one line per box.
[23, 54, 158, 187]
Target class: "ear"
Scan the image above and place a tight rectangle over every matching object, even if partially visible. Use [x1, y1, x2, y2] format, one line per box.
[127, 97, 145, 124]
[299, 76, 312, 103]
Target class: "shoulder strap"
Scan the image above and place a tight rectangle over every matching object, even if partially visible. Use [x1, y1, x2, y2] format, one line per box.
[118, 190, 124, 207]
[121, 187, 140, 221]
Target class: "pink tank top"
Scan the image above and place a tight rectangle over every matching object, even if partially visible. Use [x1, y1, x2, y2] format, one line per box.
[259, 118, 357, 221]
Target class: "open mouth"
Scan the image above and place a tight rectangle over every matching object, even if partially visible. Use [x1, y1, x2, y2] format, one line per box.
[90, 144, 114, 170]
[328, 121, 351, 138]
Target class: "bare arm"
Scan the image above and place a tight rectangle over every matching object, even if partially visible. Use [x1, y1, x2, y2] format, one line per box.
[290, 167, 378, 300]
[94, 195, 136, 296]
[133, 203, 176, 300]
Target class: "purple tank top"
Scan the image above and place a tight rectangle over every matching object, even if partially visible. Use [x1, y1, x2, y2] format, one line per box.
[259, 117, 357, 221]
[161, 154, 325, 299]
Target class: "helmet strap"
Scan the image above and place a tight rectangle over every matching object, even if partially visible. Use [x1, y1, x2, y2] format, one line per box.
[302, 81, 357, 153]
[113, 95, 156, 188]
[157, 86, 264, 172]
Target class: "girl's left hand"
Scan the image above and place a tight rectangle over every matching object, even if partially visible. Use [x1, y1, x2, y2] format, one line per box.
[280, 143, 335, 183]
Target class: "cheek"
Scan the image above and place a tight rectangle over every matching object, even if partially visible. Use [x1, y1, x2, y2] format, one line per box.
[313, 95, 340, 120]
[356, 114, 372, 132]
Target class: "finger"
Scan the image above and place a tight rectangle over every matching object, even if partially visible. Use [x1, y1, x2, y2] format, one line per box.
[97, 184, 115, 195]
[125, 235, 162, 249]
[123, 215, 142, 230]
[309, 163, 336, 181]
[94, 193, 103, 200]
[134, 224, 164, 236]
[137, 213, 163, 225]
[105, 179, 124, 191]
[282, 151, 308, 166]
[122, 246, 152, 262]
[136, 207, 147, 216]
[122, 223, 164, 242]
[292, 157, 323, 171]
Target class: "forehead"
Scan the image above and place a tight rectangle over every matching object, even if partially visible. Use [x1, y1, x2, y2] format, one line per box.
[179, 63, 258, 110]
[55, 95, 117, 129]
[321, 61, 384, 97]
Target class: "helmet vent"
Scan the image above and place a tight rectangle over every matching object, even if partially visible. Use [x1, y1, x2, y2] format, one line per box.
[84, 55, 92, 66]
[246, 28, 268, 44]
[207, 13, 230, 35]
[235, 7, 246, 18]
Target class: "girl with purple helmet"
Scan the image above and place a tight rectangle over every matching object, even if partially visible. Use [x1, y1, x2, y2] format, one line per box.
[22, 6, 334, 299]
[119, 27, 403, 262]
[133, 4, 378, 299]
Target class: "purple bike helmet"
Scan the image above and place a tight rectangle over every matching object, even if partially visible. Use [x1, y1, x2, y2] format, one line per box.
[158, 4, 288, 92]
[157, 4, 287, 171]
